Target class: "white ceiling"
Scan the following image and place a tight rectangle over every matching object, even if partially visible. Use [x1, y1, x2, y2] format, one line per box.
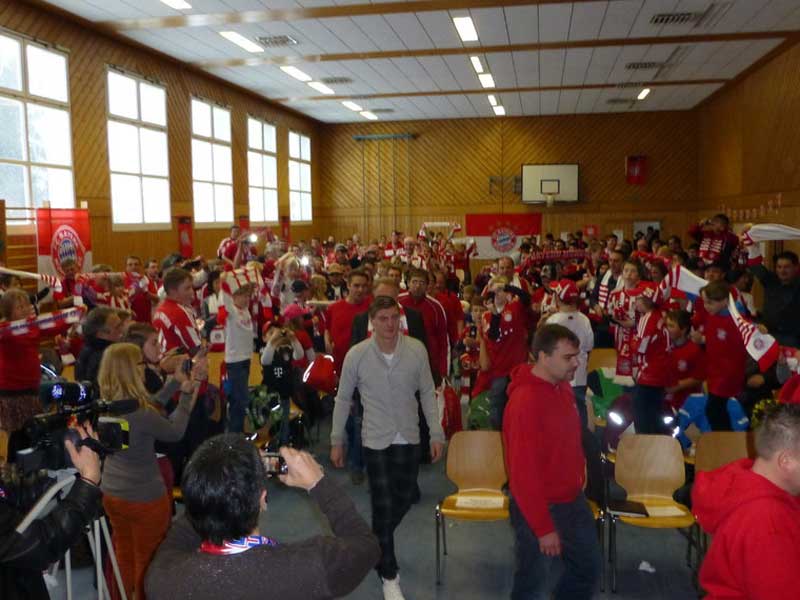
[41, 0, 800, 122]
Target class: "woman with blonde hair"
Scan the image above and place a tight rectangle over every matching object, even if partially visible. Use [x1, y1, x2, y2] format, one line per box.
[99, 342, 206, 600]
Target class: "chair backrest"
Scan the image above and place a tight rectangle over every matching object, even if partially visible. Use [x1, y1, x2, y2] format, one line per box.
[446, 431, 507, 492]
[615, 434, 685, 499]
[695, 431, 755, 472]
[587, 348, 617, 374]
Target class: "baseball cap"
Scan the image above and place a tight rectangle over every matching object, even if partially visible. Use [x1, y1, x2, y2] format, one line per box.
[555, 279, 579, 303]
[282, 303, 309, 321]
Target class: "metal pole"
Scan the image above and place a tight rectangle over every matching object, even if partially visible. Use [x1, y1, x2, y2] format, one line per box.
[393, 139, 398, 232]
[361, 140, 367, 238]
[405, 137, 411, 234]
[377, 141, 382, 236]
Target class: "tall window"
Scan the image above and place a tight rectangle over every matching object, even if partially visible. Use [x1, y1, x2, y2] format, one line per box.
[0, 31, 74, 220]
[288, 131, 312, 222]
[106, 69, 170, 229]
[191, 98, 232, 225]
[247, 116, 278, 224]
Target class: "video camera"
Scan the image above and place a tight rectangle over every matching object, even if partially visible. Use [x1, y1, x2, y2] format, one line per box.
[18, 381, 139, 474]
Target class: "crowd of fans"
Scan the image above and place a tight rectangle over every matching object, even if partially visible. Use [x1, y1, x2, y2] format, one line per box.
[1, 213, 800, 599]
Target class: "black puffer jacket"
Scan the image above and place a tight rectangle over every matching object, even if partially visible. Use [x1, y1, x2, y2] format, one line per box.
[0, 477, 102, 599]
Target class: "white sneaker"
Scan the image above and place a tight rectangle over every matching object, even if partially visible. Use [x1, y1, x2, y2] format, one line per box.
[382, 575, 406, 600]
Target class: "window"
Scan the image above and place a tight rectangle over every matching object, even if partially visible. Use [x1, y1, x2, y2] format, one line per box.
[191, 98, 232, 225]
[0, 31, 74, 221]
[288, 131, 312, 222]
[106, 69, 170, 229]
[247, 116, 278, 224]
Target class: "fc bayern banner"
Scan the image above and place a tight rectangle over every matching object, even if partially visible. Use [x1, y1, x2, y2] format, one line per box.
[37, 208, 93, 287]
[465, 213, 542, 259]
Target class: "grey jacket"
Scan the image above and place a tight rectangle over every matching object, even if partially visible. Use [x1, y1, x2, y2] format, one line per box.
[331, 334, 444, 450]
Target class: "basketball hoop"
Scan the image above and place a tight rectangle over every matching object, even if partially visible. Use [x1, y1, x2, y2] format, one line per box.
[544, 194, 557, 208]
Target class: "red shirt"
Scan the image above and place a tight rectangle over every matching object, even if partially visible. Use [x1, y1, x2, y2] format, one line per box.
[695, 309, 747, 397]
[435, 291, 464, 346]
[633, 309, 672, 387]
[292, 328, 313, 370]
[0, 331, 41, 390]
[666, 339, 705, 409]
[53, 276, 82, 304]
[398, 292, 449, 380]
[153, 298, 202, 353]
[326, 297, 371, 373]
[504, 364, 586, 537]
[481, 300, 529, 380]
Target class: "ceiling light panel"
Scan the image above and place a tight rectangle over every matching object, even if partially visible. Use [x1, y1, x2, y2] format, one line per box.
[160, 0, 191, 8]
[478, 73, 496, 88]
[280, 66, 312, 82]
[638, 88, 651, 100]
[342, 101, 363, 112]
[470, 56, 484, 73]
[360, 111, 378, 120]
[219, 31, 264, 53]
[452, 16, 479, 42]
[308, 81, 335, 95]
[488, 94, 497, 106]
[493, 105, 506, 116]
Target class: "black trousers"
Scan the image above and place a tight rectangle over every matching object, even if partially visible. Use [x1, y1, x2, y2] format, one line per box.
[632, 384, 664, 434]
[706, 393, 733, 431]
[363, 444, 421, 580]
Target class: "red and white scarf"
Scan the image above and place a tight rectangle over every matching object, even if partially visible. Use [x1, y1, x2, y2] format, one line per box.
[728, 292, 779, 372]
[199, 534, 278, 555]
[741, 223, 800, 266]
[0, 306, 85, 340]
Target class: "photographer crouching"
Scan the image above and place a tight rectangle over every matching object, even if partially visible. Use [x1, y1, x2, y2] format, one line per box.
[0, 423, 102, 599]
[145, 434, 380, 600]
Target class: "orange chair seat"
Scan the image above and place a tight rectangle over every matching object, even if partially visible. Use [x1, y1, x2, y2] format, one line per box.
[439, 491, 509, 521]
[617, 496, 694, 529]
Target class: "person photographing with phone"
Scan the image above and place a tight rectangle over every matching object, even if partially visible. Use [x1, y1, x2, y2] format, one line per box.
[0, 423, 103, 600]
[145, 434, 379, 600]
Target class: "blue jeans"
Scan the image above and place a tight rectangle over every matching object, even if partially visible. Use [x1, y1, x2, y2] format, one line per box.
[488, 376, 510, 431]
[225, 359, 251, 433]
[510, 494, 601, 600]
[677, 394, 749, 448]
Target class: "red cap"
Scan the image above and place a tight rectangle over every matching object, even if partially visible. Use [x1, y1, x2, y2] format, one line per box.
[633, 281, 659, 302]
[303, 354, 338, 394]
[556, 279, 579, 303]
[282, 303, 309, 322]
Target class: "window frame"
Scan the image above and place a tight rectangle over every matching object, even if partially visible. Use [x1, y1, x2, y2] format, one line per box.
[288, 130, 312, 224]
[190, 96, 233, 229]
[0, 29, 75, 223]
[105, 66, 171, 232]
[247, 115, 279, 226]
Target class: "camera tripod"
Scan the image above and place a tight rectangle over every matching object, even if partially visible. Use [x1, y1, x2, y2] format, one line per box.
[16, 473, 128, 600]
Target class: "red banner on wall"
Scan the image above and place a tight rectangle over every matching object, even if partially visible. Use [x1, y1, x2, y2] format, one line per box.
[280, 215, 291, 244]
[177, 216, 193, 258]
[626, 155, 647, 185]
[465, 213, 542, 259]
[36, 208, 93, 277]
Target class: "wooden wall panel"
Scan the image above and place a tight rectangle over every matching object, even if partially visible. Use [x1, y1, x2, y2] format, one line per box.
[698, 40, 800, 221]
[317, 111, 699, 243]
[0, 1, 319, 268]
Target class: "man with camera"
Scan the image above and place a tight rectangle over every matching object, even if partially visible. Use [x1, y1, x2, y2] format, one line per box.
[0, 424, 103, 600]
[145, 435, 380, 600]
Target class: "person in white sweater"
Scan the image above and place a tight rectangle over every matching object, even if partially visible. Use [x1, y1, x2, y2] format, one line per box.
[544, 279, 594, 428]
[222, 275, 257, 433]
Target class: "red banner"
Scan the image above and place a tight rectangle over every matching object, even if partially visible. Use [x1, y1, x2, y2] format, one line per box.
[238, 215, 250, 230]
[465, 213, 541, 259]
[280, 215, 291, 244]
[626, 155, 647, 185]
[177, 216, 193, 258]
[36, 208, 92, 276]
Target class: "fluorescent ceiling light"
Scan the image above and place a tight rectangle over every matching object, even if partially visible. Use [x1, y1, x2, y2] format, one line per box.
[219, 31, 263, 53]
[487, 94, 497, 106]
[493, 106, 506, 116]
[280, 66, 312, 82]
[453, 16, 479, 42]
[160, 0, 191, 8]
[638, 87, 651, 100]
[478, 73, 495, 88]
[360, 111, 378, 121]
[342, 101, 363, 112]
[308, 81, 335, 95]
[470, 56, 484, 73]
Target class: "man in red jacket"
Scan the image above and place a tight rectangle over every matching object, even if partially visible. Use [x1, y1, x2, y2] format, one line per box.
[503, 324, 601, 599]
[692, 403, 800, 600]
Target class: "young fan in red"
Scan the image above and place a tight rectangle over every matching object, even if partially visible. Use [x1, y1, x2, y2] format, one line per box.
[688, 213, 739, 268]
[631, 283, 671, 434]
[664, 310, 704, 412]
[324, 269, 372, 374]
[607, 261, 642, 377]
[692, 404, 800, 600]
[691, 280, 747, 430]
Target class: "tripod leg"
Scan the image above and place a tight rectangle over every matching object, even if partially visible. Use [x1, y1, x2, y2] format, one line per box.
[100, 516, 128, 600]
[86, 522, 110, 600]
[65, 549, 72, 600]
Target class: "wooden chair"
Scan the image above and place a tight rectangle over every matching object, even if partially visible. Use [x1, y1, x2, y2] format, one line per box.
[609, 434, 695, 592]
[435, 431, 508, 584]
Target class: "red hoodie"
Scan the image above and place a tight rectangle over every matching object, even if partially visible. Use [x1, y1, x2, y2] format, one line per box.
[503, 364, 585, 537]
[692, 458, 800, 600]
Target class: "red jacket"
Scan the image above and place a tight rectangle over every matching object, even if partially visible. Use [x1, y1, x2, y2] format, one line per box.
[665, 339, 704, 409]
[694, 309, 747, 398]
[398, 292, 448, 380]
[632, 309, 671, 387]
[693, 459, 800, 600]
[503, 364, 585, 537]
[482, 300, 530, 381]
[153, 298, 202, 353]
[435, 290, 464, 346]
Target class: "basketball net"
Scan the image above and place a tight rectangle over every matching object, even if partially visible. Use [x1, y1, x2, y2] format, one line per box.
[544, 194, 557, 208]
